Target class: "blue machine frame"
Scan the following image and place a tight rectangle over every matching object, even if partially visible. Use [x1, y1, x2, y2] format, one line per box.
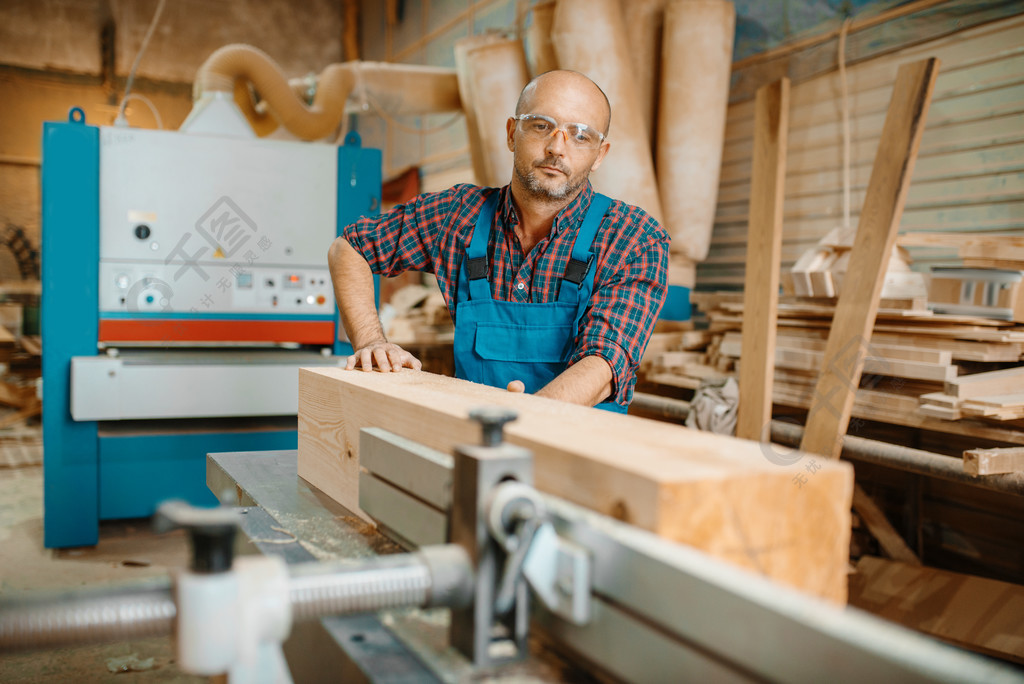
[42, 110, 382, 547]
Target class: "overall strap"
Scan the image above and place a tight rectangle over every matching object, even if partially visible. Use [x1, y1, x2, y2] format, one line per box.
[457, 191, 500, 303]
[557, 193, 612, 304]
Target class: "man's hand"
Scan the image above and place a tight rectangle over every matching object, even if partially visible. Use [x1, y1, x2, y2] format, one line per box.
[346, 341, 423, 373]
[507, 380, 525, 393]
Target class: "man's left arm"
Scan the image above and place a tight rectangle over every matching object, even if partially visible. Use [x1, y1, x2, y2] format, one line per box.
[538, 224, 670, 407]
[535, 355, 613, 405]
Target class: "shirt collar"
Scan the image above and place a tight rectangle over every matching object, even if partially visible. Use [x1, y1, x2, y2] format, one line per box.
[501, 181, 594, 236]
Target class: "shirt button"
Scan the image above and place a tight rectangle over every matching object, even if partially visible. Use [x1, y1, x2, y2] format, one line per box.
[517, 282, 525, 291]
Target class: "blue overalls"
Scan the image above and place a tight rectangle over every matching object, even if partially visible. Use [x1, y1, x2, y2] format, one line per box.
[453, 191, 626, 413]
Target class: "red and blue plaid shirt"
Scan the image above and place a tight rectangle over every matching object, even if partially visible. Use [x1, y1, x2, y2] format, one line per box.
[342, 182, 669, 404]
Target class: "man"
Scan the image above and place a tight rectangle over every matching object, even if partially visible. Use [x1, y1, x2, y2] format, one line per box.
[328, 70, 668, 412]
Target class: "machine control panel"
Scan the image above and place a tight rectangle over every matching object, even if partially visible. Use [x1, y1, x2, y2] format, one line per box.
[97, 127, 340, 326]
[100, 263, 335, 315]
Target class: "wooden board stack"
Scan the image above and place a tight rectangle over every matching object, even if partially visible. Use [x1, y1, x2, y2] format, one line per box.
[384, 284, 455, 345]
[920, 367, 1024, 422]
[641, 291, 1024, 446]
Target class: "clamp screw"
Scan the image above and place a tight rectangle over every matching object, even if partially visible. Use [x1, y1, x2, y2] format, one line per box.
[469, 407, 517, 446]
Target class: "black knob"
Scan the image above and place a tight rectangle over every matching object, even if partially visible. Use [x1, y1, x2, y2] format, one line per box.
[134, 224, 151, 240]
[469, 407, 518, 447]
[153, 500, 239, 573]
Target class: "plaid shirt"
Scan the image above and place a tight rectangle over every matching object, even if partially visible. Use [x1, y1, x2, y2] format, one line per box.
[342, 182, 669, 405]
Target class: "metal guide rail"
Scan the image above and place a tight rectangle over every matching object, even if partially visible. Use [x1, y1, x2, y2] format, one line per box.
[3, 429, 1022, 683]
[356, 425, 1023, 684]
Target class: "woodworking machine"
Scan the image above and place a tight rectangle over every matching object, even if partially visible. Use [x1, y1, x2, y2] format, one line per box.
[40, 106, 381, 548]
[3, 411, 1020, 683]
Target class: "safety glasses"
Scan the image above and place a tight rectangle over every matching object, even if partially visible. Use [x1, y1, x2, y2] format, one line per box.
[513, 114, 606, 150]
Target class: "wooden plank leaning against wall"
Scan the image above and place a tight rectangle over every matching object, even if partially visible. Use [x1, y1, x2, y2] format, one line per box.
[735, 78, 789, 442]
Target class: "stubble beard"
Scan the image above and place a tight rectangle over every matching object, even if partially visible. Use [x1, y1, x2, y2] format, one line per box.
[514, 154, 589, 202]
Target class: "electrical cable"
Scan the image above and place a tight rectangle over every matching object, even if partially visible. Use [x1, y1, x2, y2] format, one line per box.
[116, 0, 168, 126]
[120, 93, 164, 129]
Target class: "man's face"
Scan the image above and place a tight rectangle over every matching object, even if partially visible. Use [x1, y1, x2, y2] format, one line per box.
[507, 75, 610, 203]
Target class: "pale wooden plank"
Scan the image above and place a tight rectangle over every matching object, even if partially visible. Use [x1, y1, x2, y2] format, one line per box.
[963, 446, 1024, 475]
[802, 58, 939, 458]
[772, 378, 1024, 446]
[772, 346, 957, 382]
[919, 391, 960, 407]
[298, 368, 854, 601]
[968, 392, 1024, 408]
[852, 487, 921, 565]
[737, 78, 790, 442]
[945, 366, 1024, 398]
[919, 404, 962, 420]
[798, 59, 939, 566]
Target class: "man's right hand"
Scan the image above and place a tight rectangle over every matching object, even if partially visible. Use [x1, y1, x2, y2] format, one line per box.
[346, 341, 423, 373]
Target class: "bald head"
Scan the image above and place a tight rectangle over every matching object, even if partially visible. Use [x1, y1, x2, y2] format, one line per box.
[515, 70, 611, 136]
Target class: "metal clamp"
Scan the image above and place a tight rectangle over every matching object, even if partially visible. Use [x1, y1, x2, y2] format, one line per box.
[487, 481, 591, 626]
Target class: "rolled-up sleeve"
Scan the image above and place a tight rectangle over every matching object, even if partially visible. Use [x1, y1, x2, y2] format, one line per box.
[342, 185, 467, 277]
[569, 219, 669, 405]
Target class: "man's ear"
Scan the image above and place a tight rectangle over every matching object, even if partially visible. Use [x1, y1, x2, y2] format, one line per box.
[506, 117, 516, 152]
[589, 140, 611, 172]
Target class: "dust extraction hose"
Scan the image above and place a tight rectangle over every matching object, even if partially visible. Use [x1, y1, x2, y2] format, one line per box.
[194, 44, 462, 140]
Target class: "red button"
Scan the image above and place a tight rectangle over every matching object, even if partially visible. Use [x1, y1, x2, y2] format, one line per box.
[316, 295, 326, 305]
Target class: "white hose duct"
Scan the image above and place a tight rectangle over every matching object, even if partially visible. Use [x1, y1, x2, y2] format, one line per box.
[455, 36, 530, 187]
[621, 0, 668, 151]
[526, 1, 559, 77]
[190, 44, 461, 141]
[551, 0, 665, 224]
[657, 0, 736, 264]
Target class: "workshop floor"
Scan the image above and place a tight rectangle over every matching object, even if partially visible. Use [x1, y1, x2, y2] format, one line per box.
[0, 419, 203, 683]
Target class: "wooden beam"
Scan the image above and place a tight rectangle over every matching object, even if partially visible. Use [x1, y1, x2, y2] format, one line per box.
[964, 447, 1024, 476]
[737, 77, 790, 442]
[298, 368, 854, 602]
[799, 59, 939, 567]
[945, 366, 1024, 399]
[852, 486, 921, 566]
[801, 58, 940, 460]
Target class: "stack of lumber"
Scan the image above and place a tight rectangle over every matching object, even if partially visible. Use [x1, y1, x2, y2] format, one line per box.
[641, 291, 1024, 445]
[920, 367, 1024, 422]
[383, 284, 454, 345]
[298, 367, 853, 602]
[789, 227, 927, 300]
[900, 232, 1024, 273]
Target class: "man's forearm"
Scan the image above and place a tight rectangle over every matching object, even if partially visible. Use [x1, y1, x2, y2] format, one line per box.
[536, 355, 613, 407]
[328, 237, 385, 348]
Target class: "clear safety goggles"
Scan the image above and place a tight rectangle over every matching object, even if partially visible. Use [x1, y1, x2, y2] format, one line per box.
[513, 113, 606, 150]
